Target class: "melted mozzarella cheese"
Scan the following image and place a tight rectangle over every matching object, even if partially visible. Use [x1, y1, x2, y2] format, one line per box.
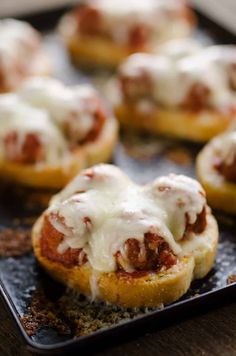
[157, 39, 203, 61]
[211, 131, 236, 166]
[147, 174, 206, 241]
[0, 19, 41, 89]
[18, 78, 97, 141]
[89, 0, 182, 17]
[0, 94, 68, 164]
[82, 0, 192, 44]
[47, 164, 206, 273]
[119, 45, 236, 109]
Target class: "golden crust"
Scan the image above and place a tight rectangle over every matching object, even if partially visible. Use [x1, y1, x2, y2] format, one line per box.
[114, 102, 234, 142]
[32, 210, 218, 307]
[196, 135, 236, 214]
[0, 118, 118, 189]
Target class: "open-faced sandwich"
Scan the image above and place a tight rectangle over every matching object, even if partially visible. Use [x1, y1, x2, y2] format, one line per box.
[197, 131, 236, 214]
[0, 19, 50, 93]
[32, 164, 218, 307]
[0, 78, 118, 189]
[112, 44, 236, 142]
[59, 0, 196, 68]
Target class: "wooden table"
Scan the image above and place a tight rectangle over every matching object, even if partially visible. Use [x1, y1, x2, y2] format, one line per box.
[1, 298, 236, 356]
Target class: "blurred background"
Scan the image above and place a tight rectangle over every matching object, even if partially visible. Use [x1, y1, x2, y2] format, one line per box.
[0, 0, 78, 17]
[0, 0, 236, 35]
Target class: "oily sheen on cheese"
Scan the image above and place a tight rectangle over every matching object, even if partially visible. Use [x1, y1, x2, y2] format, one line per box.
[47, 164, 206, 274]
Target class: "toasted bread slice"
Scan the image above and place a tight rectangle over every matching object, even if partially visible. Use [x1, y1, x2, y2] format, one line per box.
[32, 210, 218, 307]
[0, 118, 118, 189]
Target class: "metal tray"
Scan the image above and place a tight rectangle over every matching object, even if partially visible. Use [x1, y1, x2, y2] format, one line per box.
[0, 8, 236, 355]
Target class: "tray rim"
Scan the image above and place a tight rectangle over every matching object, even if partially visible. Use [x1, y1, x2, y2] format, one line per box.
[1, 272, 236, 353]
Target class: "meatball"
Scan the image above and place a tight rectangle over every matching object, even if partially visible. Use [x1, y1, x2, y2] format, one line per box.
[40, 215, 87, 268]
[3, 131, 45, 164]
[116, 232, 177, 272]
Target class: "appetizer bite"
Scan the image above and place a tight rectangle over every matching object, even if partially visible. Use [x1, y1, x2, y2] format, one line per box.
[113, 45, 236, 142]
[0, 19, 50, 93]
[32, 164, 218, 307]
[59, 0, 196, 68]
[197, 131, 236, 214]
[0, 78, 117, 189]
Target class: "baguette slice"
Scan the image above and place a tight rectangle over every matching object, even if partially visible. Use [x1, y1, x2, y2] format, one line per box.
[0, 117, 118, 189]
[32, 210, 218, 307]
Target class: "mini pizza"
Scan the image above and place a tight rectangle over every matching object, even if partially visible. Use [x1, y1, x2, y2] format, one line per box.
[112, 44, 236, 142]
[32, 164, 218, 307]
[59, 0, 196, 68]
[0, 19, 50, 93]
[0, 78, 118, 189]
[197, 131, 236, 214]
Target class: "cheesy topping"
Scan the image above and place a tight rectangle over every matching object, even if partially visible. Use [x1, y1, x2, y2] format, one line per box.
[211, 131, 236, 166]
[157, 38, 203, 61]
[78, 0, 193, 45]
[0, 19, 43, 90]
[47, 164, 206, 273]
[118, 45, 236, 110]
[0, 94, 67, 165]
[18, 77, 99, 142]
[0, 78, 106, 165]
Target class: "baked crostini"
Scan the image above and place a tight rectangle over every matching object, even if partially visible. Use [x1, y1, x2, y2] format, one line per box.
[197, 131, 236, 214]
[32, 164, 218, 307]
[112, 45, 236, 142]
[0, 78, 118, 189]
[59, 0, 196, 69]
[0, 19, 50, 93]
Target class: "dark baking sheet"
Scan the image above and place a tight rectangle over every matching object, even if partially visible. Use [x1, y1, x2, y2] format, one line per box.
[0, 7, 236, 355]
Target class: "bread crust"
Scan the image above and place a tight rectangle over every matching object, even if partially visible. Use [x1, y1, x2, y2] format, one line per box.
[114, 102, 234, 142]
[32, 210, 218, 307]
[196, 135, 236, 214]
[0, 118, 118, 189]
